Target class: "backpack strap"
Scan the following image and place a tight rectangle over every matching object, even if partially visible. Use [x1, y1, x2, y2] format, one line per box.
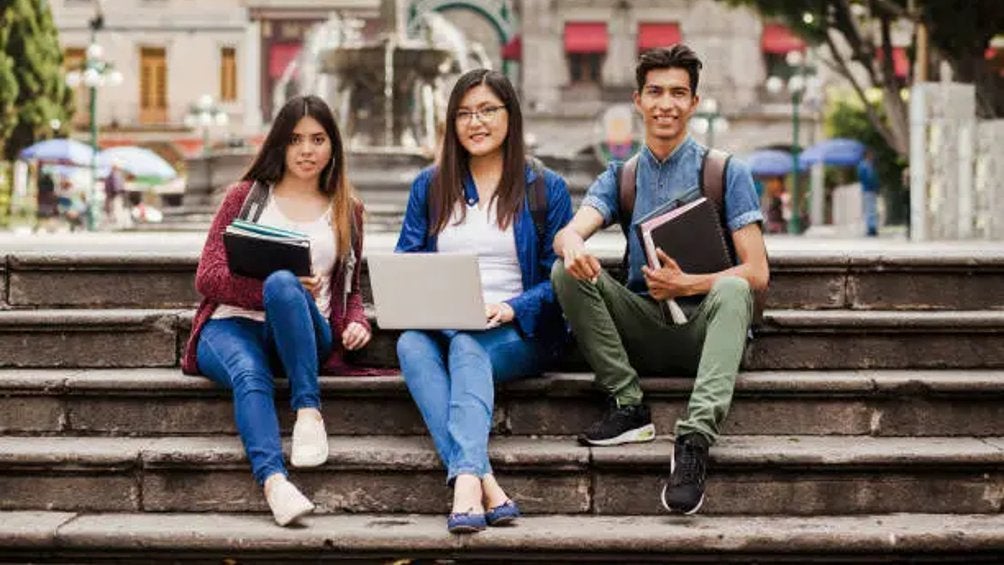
[615, 154, 640, 283]
[237, 181, 269, 222]
[699, 148, 735, 262]
[527, 157, 549, 241]
[617, 154, 640, 234]
[700, 147, 767, 324]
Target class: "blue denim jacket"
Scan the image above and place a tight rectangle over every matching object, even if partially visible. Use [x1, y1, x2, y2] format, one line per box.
[582, 136, 764, 293]
[396, 164, 573, 349]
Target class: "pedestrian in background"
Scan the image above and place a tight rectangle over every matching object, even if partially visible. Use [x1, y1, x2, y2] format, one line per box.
[857, 149, 879, 237]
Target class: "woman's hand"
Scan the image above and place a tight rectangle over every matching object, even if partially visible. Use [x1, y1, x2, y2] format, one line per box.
[485, 302, 515, 328]
[341, 321, 371, 351]
[299, 274, 320, 297]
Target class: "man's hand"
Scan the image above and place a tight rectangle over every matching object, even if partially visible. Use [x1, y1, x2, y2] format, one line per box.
[641, 248, 693, 301]
[298, 274, 321, 297]
[485, 302, 515, 328]
[341, 321, 371, 351]
[557, 230, 601, 282]
[563, 247, 602, 283]
[554, 208, 606, 283]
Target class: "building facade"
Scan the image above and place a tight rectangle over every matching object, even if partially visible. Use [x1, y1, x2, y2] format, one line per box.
[52, 0, 259, 154]
[50, 0, 826, 159]
[513, 0, 820, 157]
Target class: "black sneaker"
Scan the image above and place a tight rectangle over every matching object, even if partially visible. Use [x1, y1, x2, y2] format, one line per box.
[578, 400, 656, 446]
[661, 433, 710, 514]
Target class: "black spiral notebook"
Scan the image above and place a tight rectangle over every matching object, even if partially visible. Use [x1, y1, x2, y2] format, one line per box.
[223, 219, 312, 280]
[635, 197, 733, 323]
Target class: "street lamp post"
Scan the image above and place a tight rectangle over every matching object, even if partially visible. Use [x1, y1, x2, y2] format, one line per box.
[64, 11, 122, 230]
[690, 98, 729, 149]
[765, 49, 814, 234]
[184, 95, 230, 157]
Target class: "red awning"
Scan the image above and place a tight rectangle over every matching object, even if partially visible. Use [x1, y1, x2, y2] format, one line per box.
[761, 23, 805, 54]
[269, 43, 301, 79]
[638, 22, 682, 53]
[501, 36, 521, 60]
[877, 47, 909, 78]
[564, 22, 608, 54]
[892, 47, 908, 78]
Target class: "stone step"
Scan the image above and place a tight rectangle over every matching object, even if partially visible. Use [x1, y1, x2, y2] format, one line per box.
[1, 435, 1002, 516]
[3, 369, 1004, 438]
[5, 249, 1003, 310]
[2, 308, 1003, 370]
[3, 511, 1003, 562]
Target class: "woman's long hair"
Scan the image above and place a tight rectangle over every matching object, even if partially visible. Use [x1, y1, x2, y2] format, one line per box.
[242, 94, 355, 259]
[429, 69, 526, 234]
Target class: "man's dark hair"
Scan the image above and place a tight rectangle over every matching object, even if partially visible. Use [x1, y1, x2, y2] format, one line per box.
[635, 44, 703, 94]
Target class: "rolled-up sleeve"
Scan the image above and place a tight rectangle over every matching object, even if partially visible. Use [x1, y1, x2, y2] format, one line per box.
[580, 163, 621, 228]
[724, 158, 765, 232]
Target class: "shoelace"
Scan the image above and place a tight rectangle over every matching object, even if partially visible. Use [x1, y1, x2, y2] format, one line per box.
[676, 442, 706, 484]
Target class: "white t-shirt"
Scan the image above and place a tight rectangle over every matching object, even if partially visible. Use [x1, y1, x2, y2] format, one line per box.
[213, 193, 338, 321]
[437, 200, 523, 305]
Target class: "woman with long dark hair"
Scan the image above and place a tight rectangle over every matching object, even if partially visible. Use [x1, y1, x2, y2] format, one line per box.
[181, 95, 372, 526]
[395, 69, 573, 533]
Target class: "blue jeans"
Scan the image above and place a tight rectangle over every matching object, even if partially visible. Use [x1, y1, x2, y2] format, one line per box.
[862, 190, 879, 236]
[397, 326, 546, 484]
[196, 270, 333, 485]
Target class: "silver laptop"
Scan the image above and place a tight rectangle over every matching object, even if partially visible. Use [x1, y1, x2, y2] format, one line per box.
[367, 253, 487, 330]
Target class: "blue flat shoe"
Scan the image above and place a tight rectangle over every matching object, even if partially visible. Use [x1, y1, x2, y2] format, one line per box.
[447, 511, 487, 534]
[485, 500, 520, 526]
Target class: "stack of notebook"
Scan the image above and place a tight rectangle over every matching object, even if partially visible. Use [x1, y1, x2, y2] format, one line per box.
[635, 196, 733, 324]
[223, 219, 312, 279]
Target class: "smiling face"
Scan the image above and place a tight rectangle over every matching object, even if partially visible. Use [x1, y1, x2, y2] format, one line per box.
[455, 84, 509, 158]
[633, 67, 699, 146]
[284, 115, 332, 183]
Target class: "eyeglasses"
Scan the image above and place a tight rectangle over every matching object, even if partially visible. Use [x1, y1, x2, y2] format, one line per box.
[456, 105, 506, 125]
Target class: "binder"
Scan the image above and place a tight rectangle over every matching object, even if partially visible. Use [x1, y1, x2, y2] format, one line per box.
[635, 197, 733, 323]
[223, 219, 312, 280]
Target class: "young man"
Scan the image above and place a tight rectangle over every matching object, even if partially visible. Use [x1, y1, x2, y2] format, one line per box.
[551, 45, 769, 515]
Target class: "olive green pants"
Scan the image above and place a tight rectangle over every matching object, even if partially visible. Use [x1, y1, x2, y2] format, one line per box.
[551, 262, 753, 444]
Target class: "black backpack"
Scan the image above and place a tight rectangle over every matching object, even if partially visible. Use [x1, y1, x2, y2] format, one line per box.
[526, 157, 549, 241]
[614, 149, 766, 323]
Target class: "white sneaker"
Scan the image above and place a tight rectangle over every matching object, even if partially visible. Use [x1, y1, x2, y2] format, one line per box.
[291, 413, 329, 468]
[265, 476, 315, 526]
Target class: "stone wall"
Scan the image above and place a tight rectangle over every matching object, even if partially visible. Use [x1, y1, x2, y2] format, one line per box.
[909, 82, 1001, 241]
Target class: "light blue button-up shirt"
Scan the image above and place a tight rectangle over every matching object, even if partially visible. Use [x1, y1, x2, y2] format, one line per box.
[582, 136, 764, 294]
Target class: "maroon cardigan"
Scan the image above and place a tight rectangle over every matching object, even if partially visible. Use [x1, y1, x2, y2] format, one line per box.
[181, 180, 375, 376]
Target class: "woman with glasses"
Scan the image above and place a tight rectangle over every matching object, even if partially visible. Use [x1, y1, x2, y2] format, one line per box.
[395, 69, 573, 534]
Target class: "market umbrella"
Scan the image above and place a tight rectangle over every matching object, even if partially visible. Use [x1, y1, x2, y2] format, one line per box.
[98, 146, 178, 181]
[18, 138, 95, 166]
[745, 149, 805, 176]
[798, 138, 866, 167]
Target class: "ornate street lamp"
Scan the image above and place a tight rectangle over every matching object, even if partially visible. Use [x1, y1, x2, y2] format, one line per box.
[765, 47, 819, 234]
[690, 97, 729, 149]
[64, 8, 122, 230]
[184, 95, 229, 156]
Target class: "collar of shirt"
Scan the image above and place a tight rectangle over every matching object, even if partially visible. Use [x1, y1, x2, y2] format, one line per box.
[641, 135, 695, 170]
[462, 164, 540, 206]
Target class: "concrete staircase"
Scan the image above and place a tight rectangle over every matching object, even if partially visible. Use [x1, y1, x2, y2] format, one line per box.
[2, 247, 1004, 562]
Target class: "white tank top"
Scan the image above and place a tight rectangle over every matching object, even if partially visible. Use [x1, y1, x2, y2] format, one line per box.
[437, 199, 523, 305]
[212, 193, 338, 321]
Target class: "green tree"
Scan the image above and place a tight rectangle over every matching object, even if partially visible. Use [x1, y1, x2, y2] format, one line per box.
[0, 0, 74, 161]
[722, 0, 1004, 159]
[825, 94, 908, 223]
